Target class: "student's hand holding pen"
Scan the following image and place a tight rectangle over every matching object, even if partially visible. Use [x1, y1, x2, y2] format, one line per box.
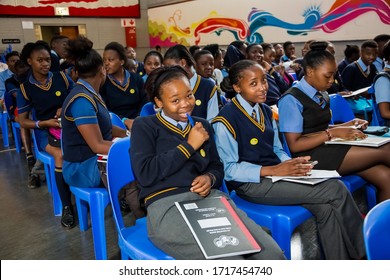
[187, 122, 209, 150]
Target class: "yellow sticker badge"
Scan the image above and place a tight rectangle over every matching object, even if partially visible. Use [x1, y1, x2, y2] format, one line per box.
[195, 99, 202, 106]
[250, 138, 258, 145]
[130, 89, 135, 94]
[200, 149, 206, 157]
[55, 91, 61, 97]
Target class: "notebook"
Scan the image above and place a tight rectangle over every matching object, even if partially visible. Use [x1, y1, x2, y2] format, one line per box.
[175, 196, 261, 259]
[325, 135, 390, 147]
[266, 170, 340, 185]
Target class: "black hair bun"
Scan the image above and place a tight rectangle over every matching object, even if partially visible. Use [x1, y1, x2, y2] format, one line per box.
[67, 36, 93, 60]
[309, 41, 328, 52]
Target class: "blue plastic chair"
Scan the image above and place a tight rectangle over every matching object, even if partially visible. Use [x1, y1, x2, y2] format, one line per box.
[227, 189, 313, 259]
[329, 93, 356, 123]
[69, 186, 110, 260]
[363, 199, 390, 260]
[10, 120, 22, 153]
[139, 102, 156, 116]
[31, 129, 62, 216]
[367, 84, 385, 126]
[106, 137, 174, 260]
[3, 93, 22, 152]
[109, 112, 126, 129]
[0, 110, 10, 148]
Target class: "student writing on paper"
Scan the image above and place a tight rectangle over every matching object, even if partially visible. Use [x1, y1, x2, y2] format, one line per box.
[279, 41, 390, 202]
[213, 60, 365, 260]
[130, 65, 285, 260]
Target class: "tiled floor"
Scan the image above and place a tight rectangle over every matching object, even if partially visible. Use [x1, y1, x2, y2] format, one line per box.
[0, 128, 367, 260]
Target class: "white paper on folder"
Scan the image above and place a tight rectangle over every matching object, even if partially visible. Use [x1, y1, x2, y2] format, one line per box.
[266, 170, 340, 183]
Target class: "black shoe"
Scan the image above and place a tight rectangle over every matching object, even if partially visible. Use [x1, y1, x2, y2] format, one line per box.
[27, 174, 41, 189]
[61, 206, 75, 228]
[120, 198, 130, 212]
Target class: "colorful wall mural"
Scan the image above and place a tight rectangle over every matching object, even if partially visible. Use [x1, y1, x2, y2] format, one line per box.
[148, 0, 390, 47]
[0, 0, 140, 17]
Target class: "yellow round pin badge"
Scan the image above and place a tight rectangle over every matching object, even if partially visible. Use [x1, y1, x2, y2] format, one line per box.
[55, 91, 61, 97]
[200, 149, 206, 157]
[130, 89, 135, 94]
[250, 138, 258, 145]
[195, 99, 201, 106]
[139, 72, 143, 76]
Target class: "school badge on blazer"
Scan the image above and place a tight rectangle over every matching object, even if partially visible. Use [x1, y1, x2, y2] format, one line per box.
[200, 149, 206, 157]
[55, 91, 61, 96]
[196, 99, 202, 106]
[130, 89, 135, 94]
[250, 138, 258, 145]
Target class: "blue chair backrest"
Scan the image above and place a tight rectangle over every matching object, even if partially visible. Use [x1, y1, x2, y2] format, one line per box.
[109, 112, 126, 129]
[106, 137, 134, 231]
[363, 199, 390, 260]
[329, 94, 355, 123]
[140, 102, 156, 116]
[367, 84, 386, 126]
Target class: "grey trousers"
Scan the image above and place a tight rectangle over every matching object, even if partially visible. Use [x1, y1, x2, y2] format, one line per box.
[146, 189, 286, 260]
[236, 178, 366, 260]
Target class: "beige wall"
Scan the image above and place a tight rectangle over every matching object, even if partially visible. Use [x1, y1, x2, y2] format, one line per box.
[0, 1, 153, 59]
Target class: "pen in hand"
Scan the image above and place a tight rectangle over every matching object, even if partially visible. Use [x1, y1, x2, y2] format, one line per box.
[186, 113, 195, 127]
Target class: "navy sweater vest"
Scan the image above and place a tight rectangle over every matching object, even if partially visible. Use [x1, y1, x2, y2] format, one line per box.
[100, 71, 146, 119]
[191, 75, 217, 119]
[20, 71, 70, 120]
[62, 84, 112, 162]
[212, 98, 281, 189]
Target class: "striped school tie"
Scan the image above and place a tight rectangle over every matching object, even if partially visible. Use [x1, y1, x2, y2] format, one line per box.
[176, 123, 183, 130]
[251, 109, 258, 122]
[315, 92, 325, 107]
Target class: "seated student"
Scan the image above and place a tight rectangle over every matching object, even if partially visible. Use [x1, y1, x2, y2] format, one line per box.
[245, 43, 289, 106]
[163, 44, 219, 121]
[125, 46, 145, 77]
[142, 50, 163, 82]
[373, 34, 390, 72]
[278, 41, 390, 202]
[341, 40, 378, 91]
[341, 40, 378, 119]
[212, 59, 366, 260]
[202, 44, 225, 86]
[373, 40, 390, 125]
[193, 50, 224, 109]
[61, 36, 128, 188]
[130, 65, 285, 260]
[17, 41, 75, 228]
[5, 59, 41, 189]
[273, 43, 284, 64]
[322, 41, 350, 95]
[338, 44, 360, 75]
[223, 40, 247, 69]
[101, 42, 147, 130]
[261, 42, 295, 87]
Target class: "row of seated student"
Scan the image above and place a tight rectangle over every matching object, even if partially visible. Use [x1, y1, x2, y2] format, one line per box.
[1, 35, 388, 258]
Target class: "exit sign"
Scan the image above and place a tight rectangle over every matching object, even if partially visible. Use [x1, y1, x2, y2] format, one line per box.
[121, 18, 136, 27]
